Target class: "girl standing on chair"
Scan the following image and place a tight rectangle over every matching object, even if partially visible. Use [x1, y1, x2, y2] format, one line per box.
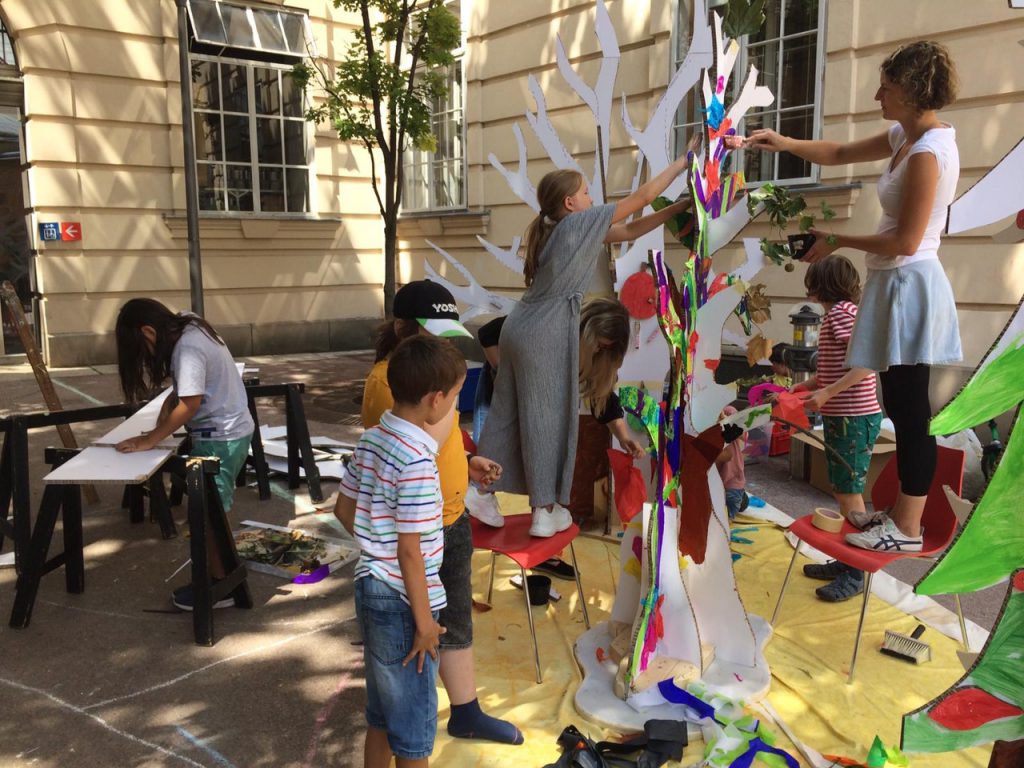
[477, 149, 694, 539]
[113, 298, 254, 610]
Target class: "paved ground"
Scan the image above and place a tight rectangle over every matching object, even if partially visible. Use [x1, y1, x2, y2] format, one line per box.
[0, 351, 1005, 766]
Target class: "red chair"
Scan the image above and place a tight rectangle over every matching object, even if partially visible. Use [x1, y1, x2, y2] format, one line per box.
[470, 514, 590, 683]
[771, 445, 966, 682]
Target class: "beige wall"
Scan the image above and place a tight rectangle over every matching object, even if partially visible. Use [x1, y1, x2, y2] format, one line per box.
[1, 0, 1021, 375]
[0, 0, 385, 365]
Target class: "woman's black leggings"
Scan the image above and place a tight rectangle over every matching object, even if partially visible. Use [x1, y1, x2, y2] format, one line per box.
[879, 364, 935, 497]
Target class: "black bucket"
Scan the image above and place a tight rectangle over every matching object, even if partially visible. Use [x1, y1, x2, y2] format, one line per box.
[526, 574, 551, 606]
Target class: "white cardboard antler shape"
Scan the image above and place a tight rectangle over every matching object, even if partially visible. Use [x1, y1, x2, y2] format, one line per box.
[424, 240, 519, 321]
[488, 123, 538, 211]
[525, 75, 586, 178]
[476, 235, 524, 275]
[620, 0, 712, 198]
[947, 137, 1024, 235]
[554, 0, 620, 202]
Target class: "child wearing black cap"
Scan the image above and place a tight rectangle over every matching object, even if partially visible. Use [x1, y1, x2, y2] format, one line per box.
[360, 280, 523, 746]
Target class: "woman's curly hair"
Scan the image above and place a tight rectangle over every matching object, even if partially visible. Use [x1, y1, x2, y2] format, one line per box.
[881, 41, 958, 112]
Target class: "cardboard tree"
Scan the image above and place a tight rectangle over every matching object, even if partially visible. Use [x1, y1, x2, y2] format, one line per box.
[900, 297, 1024, 752]
[425, 0, 780, 729]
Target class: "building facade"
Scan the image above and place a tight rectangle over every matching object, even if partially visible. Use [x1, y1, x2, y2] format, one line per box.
[0, 0, 1021, 404]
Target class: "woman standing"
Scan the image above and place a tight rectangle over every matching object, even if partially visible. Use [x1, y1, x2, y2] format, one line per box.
[746, 41, 961, 552]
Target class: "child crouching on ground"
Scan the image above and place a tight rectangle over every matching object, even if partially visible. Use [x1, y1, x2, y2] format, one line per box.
[334, 335, 467, 767]
[795, 255, 882, 602]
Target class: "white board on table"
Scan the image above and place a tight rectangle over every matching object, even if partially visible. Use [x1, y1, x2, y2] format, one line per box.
[43, 445, 174, 485]
[93, 389, 181, 448]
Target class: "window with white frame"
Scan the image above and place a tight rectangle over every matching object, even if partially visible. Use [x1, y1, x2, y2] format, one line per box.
[674, 0, 824, 185]
[401, 1, 465, 213]
[186, 0, 314, 213]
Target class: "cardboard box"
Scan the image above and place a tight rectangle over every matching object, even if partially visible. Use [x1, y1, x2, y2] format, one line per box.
[789, 427, 896, 499]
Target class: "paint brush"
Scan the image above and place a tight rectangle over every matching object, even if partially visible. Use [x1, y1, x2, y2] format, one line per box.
[880, 624, 931, 664]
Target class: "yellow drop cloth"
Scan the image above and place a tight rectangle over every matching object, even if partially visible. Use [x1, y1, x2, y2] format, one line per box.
[431, 496, 993, 766]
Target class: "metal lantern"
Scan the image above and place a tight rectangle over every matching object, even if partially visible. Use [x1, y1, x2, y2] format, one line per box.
[783, 304, 822, 385]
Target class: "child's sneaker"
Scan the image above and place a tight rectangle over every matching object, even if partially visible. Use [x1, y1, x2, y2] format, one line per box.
[172, 582, 235, 611]
[815, 570, 865, 602]
[847, 509, 887, 530]
[529, 504, 572, 537]
[465, 485, 504, 527]
[845, 518, 923, 552]
[802, 560, 850, 581]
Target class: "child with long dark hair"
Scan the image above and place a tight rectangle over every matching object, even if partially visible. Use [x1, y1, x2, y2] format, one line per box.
[115, 298, 254, 610]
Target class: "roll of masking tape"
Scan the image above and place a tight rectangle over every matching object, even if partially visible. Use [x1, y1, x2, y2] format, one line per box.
[812, 507, 844, 533]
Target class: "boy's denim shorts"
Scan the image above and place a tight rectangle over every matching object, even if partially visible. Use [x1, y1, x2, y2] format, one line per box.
[355, 576, 439, 759]
[439, 513, 473, 649]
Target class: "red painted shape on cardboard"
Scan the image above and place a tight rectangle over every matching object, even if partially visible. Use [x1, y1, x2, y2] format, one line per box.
[928, 687, 1024, 731]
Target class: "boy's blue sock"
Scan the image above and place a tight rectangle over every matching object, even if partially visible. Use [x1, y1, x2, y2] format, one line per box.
[447, 698, 523, 745]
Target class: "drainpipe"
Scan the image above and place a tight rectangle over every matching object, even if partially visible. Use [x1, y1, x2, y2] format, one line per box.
[175, 0, 204, 316]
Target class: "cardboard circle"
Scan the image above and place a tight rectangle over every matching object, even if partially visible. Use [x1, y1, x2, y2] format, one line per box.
[621, 269, 657, 320]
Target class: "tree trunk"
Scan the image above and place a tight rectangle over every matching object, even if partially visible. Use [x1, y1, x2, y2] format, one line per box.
[382, 212, 398, 317]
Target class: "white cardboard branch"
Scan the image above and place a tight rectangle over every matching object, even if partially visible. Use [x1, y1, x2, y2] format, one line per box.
[620, 0, 711, 192]
[526, 75, 584, 175]
[947, 137, 1024, 234]
[554, 0, 620, 203]
[488, 123, 538, 211]
[477, 235, 524, 274]
[423, 241, 519, 321]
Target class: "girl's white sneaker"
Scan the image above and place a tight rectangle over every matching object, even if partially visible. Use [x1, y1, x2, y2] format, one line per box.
[528, 504, 572, 537]
[465, 485, 504, 527]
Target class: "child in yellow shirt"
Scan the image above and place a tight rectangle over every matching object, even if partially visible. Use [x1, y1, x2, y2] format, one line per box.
[361, 280, 521, 746]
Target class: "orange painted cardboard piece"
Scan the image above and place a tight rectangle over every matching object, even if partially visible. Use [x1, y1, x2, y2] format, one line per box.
[606, 448, 647, 522]
[772, 391, 811, 431]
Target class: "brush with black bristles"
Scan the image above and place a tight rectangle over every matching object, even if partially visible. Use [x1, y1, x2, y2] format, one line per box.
[880, 624, 931, 664]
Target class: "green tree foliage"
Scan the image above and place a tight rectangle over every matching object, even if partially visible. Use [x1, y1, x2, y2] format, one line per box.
[294, 0, 461, 313]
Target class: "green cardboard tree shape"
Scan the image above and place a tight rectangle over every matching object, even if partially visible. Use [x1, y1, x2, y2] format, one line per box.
[901, 301, 1024, 752]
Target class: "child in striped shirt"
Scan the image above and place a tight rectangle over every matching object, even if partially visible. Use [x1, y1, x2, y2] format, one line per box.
[334, 335, 467, 767]
[793, 255, 883, 603]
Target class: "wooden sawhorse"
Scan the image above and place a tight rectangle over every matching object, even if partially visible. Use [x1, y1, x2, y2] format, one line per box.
[11, 448, 251, 645]
[241, 382, 324, 503]
[0, 404, 139, 565]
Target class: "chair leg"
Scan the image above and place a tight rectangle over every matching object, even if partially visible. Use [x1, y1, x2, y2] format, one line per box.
[521, 565, 542, 684]
[954, 593, 970, 652]
[771, 540, 801, 625]
[486, 552, 496, 605]
[847, 571, 873, 684]
[568, 541, 589, 629]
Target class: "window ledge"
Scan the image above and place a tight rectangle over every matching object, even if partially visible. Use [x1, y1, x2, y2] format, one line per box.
[163, 213, 343, 240]
[397, 208, 489, 238]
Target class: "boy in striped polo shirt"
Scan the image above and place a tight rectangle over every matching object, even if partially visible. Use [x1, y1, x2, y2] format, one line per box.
[334, 335, 467, 766]
[792, 255, 883, 602]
